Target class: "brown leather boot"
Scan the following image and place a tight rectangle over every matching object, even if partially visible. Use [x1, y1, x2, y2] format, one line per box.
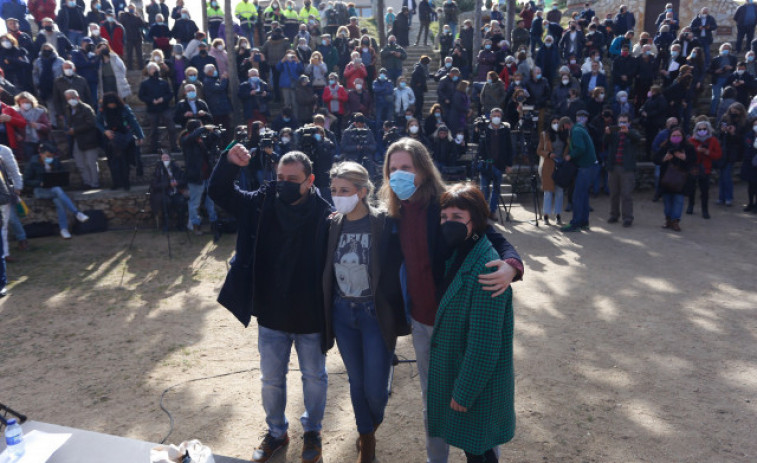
[356, 422, 380, 452]
[356, 432, 376, 463]
[671, 219, 681, 232]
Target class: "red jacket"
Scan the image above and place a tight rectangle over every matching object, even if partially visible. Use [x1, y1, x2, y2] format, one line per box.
[322, 84, 349, 115]
[343, 63, 368, 90]
[29, 0, 58, 23]
[1, 103, 28, 150]
[688, 136, 723, 175]
[100, 23, 125, 57]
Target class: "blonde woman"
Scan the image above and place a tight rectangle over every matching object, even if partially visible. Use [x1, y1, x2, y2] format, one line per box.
[209, 38, 229, 76]
[322, 161, 409, 463]
[306, 51, 328, 101]
[14, 92, 52, 161]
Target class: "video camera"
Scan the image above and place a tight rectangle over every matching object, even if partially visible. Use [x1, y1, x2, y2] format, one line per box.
[518, 105, 540, 133]
[296, 126, 320, 151]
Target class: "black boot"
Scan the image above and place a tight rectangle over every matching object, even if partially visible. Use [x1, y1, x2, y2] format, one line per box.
[211, 221, 222, 243]
[686, 203, 694, 215]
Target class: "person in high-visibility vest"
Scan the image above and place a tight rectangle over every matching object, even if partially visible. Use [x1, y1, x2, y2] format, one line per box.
[207, 0, 225, 40]
[281, 1, 300, 42]
[298, 0, 320, 23]
[235, 0, 259, 46]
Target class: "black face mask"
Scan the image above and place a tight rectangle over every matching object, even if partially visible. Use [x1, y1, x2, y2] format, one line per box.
[276, 180, 305, 204]
[41, 49, 52, 58]
[199, 50, 208, 56]
[100, 48, 110, 56]
[44, 25, 53, 32]
[441, 220, 470, 248]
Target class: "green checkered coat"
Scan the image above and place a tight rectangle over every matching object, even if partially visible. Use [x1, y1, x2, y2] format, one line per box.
[427, 236, 515, 455]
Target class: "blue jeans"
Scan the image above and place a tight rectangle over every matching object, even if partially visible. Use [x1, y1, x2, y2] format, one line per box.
[447, 23, 457, 39]
[710, 76, 728, 116]
[411, 318, 450, 463]
[591, 154, 608, 194]
[375, 102, 393, 126]
[258, 325, 328, 439]
[187, 181, 217, 228]
[736, 24, 755, 53]
[663, 193, 685, 220]
[543, 186, 564, 216]
[387, 68, 402, 86]
[34, 187, 79, 231]
[66, 30, 84, 47]
[570, 166, 593, 227]
[241, 22, 255, 46]
[701, 40, 712, 68]
[718, 162, 734, 203]
[8, 207, 26, 241]
[480, 164, 503, 214]
[332, 297, 393, 434]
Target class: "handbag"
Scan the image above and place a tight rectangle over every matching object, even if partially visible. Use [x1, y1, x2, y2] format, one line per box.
[15, 197, 29, 218]
[552, 160, 578, 189]
[660, 163, 688, 193]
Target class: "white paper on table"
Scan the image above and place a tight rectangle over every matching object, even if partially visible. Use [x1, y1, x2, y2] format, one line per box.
[0, 430, 72, 463]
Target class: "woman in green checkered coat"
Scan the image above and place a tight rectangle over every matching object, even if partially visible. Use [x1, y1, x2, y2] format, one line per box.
[428, 184, 515, 462]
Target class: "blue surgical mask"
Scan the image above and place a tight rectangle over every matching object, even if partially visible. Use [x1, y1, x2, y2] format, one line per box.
[750, 56, 756, 63]
[535, 73, 542, 80]
[389, 170, 417, 200]
[187, 91, 197, 99]
[485, 44, 491, 50]
[322, 39, 327, 46]
[182, 13, 189, 19]
[405, 115, 412, 121]
[107, 16, 115, 22]
[283, 117, 290, 122]
[213, 70, 218, 77]
[44, 156, 54, 164]
[444, 62, 452, 68]
[721, 49, 730, 56]
[400, 82, 407, 88]
[379, 74, 387, 80]
[452, 75, 458, 82]
[188, 75, 197, 82]
[314, 133, 322, 141]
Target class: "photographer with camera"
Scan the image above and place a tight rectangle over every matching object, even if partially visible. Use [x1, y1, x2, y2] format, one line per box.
[477, 108, 513, 215]
[430, 124, 465, 173]
[340, 113, 377, 175]
[181, 119, 219, 238]
[296, 124, 336, 203]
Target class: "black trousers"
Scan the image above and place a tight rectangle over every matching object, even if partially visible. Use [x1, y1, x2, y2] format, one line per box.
[125, 41, 142, 70]
[108, 154, 130, 189]
[464, 449, 498, 463]
[688, 173, 710, 212]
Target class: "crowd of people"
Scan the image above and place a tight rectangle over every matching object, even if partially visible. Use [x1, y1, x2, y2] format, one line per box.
[0, 0, 756, 458]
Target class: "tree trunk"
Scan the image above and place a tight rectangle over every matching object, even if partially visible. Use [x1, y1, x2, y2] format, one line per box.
[201, 0, 209, 33]
[473, 0, 483, 64]
[376, 0, 386, 48]
[505, 0, 515, 40]
[225, 0, 241, 126]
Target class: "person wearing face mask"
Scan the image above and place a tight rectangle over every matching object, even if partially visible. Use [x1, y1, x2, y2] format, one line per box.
[558, 21, 585, 62]
[96, 42, 131, 101]
[148, 13, 171, 55]
[142, 49, 170, 79]
[691, 7, 717, 67]
[176, 66, 203, 100]
[322, 160, 408, 463]
[725, 62, 755, 107]
[427, 183, 515, 463]
[717, 102, 748, 207]
[209, 146, 333, 463]
[343, 51, 367, 91]
[528, 9, 543, 55]
[510, 20, 529, 53]
[170, 8, 198, 49]
[149, 151, 187, 231]
[24, 143, 90, 240]
[654, 127, 696, 231]
[322, 72, 348, 137]
[96, 91, 144, 190]
[611, 90, 634, 120]
[0, 32, 31, 95]
[537, 116, 567, 225]
[238, 68, 269, 133]
[174, 83, 212, 128]
[611, 45, 637, 96]
[408, 55, 429, 120]
[55, 0, 87, 46]
[145, 0, 165, 25]
[534, 36, 559, 85]
[138, 62, 177, 153]
[14, 92, 51, 161]
[380, 35, 407, 86]
[205, 0, 224, 39]
[709, 44, 737, 116]
[179, 119, 219, 236]
[561, 110, 597, 232]
[424, 103, 445, 137]
[477, 107, 512, 215]
[475, 39, 497, 82]
[372, 67, 395, 128]
[524, 67, 551, 124]
[63, 89, 101, 189]
[117, 5, 144, 70]
[391, 5, 410, 47]
[345, 78, 373, 122]
[378, 139, 522, 463]
[291, 75, 316, 125]
[403, 117, 428, 147]
[686, 119, 722, 219]
[271, 106, 300, 134]
[32, 44, 65, 125]
[34, 18, 74, 59]
[602, 113, 641, 227]
[52, 60, 92, 130]
[28, 1, 57, 31]
[552, 67, 579, 114]
[98, 10, 125, 57]
[188, 42, 217, 75]
[430, 124, 463, 172]
[479, 71, 505, 118]
[393, 76, 416, 126]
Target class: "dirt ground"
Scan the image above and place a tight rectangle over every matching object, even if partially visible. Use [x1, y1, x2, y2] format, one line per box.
[2, 184, 757, 463]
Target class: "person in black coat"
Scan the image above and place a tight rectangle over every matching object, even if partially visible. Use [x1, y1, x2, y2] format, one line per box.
[391, 6, 410, 47]
[672, 29, 700, 59]
[138, 62, 178, 152]
[410, 57, 429, 120]
[724, 62, 756, 107]
[174, 86, 212, 127]
[658, 43, 685, 88]
[150, 151, 188, 230]
[690, 7, 717, 66]
[171, 8, 199, 47]
[613, 6, 635, 37]
[415, 0, 432, 46]
[641, 85, 668, 156]
[56, 1, 87, 45]
[580, 60, 607, 99]
[734, 0, 757, 53]
[653, 126, 696, 231]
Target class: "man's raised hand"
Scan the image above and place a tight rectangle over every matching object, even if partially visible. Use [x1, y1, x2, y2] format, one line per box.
[228, 144, 251, 167]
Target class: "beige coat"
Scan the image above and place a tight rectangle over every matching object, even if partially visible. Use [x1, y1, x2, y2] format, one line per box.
[536, 131, 567, 192]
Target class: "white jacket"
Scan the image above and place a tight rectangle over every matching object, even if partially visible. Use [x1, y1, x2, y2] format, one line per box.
[0, 145, 22, 191]
[393, 86, 416, 115]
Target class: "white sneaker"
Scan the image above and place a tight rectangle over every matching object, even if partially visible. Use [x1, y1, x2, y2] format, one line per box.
[76, 212, 90, 223]
[60, 229, 72, 239]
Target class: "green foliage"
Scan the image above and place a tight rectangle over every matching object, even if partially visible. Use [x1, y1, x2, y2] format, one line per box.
[458, 0, 476, 13]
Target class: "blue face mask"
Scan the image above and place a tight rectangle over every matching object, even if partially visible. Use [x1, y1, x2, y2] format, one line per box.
[485, 44, 492, 50]
[188, 75, 197, 82]
[389, 170, 417, 201]
[213, 70, 219, 77]
[444, 62, 452, 68]
[321, 40, 327, 46]
[400, 82, 407, 88]
[379, 74, 387, 80]
[721, 49, 730, 56]
[250, 76, 260, 84]
[107, 16, 115, 22]
[452, 75, 458, 81]
[182, 13, 189, 19]
[314, 133, 322, 141]
[283, 117, 290, 122]
[535, 73, 542, 80]
[187, 91, 197, 99]
[405, 114, 412, 120]
[44, 156, 54, 164]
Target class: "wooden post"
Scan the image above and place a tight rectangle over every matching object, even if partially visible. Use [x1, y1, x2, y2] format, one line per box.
[506, 0, 515, 39]
[201, 0, 209, 33]
[376, 0, 387, 48]
[473, 0, 483, 61]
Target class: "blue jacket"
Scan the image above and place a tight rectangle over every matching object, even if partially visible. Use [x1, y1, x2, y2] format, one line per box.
[372, 78, 394, 105]
[203, 76, 232, 116]
[275, 59, 303, 89]
[71, 49, 99, 85]
[238, 78, 270, 119]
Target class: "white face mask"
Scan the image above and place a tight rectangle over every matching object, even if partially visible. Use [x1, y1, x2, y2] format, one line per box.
[333, 193, 360, 214]
[409, 125, 419, 134]
[551, 123, 559, 131]
[63, 68, 74, 76]
[1, 41, 11, 49]
[217, 45, 224, 51]
[91, 29, 100, 36]
[355, 84, 363, 90]
[491, 116, 501, 125]
[259, 129, 266, 136]
[67, 99, 79, 107]
[20, 102, 32, 111]
[281, 136, 291, 144]
[153, 56, 162, 63]
[455, 134, 464, 143]
[163, 160, 171, 168]
[562, 78, 569, 85]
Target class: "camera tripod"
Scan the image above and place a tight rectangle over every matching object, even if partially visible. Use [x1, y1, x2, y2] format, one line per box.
[502, 127, 542, 227]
